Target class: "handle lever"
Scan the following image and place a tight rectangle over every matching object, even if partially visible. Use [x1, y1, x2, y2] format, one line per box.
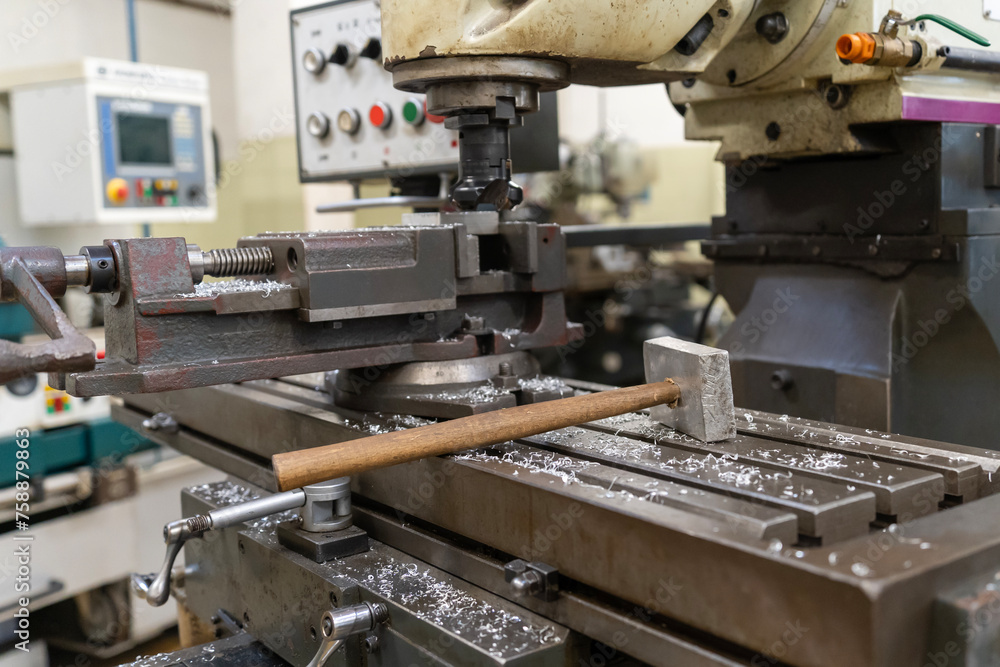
[132, 489, 306, 606]
[306, 603, 389, 667]
[0, 250, 95, 385]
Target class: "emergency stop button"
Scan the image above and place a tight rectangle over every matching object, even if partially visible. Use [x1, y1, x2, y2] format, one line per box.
[369, 103, 392, 130]
[106, 178, 129, 205]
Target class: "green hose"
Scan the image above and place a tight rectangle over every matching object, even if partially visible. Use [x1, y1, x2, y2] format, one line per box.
[911, 14, 992, 47]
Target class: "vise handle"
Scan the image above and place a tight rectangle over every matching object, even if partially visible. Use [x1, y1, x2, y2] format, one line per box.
[272, 379, 680, 492]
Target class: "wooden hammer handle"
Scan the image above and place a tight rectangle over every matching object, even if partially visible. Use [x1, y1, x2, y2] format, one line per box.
[271, 380, 680, 491]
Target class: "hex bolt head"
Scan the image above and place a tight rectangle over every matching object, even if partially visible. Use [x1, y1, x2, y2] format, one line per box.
[771, 369, 794, 391]
[756, 13, 789, 44]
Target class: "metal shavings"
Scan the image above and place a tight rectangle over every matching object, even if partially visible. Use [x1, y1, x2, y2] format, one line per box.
[188, 480, 260, 507]
[246, 509, 299, 536]
[405, 376, 570, 405]
[545, 427, 663, 462]
[333, 550, 560, 658]
[119, 653, 177, 667]
[518, 376, 570, 393]
[185, 481, 295, 540]
[344, 413, 437, 435]
[542, 421, 832, 501]
[851, 562, 873, 577]
[263, 226, 440, 237]
[178, 279, 292, 299]
[456, 443, 599, 487]
[414, 384, 511, 405]
[745, 448, 850, 473]
[594, 412, 642, 427]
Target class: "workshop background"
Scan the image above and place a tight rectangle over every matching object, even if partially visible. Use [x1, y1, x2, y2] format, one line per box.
[7, 0, 1000, 665]
[1, 0, 724, 250]
[0, 0, 721, 664]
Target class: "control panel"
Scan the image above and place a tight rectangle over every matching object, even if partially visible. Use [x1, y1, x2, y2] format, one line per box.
[3, 59, 216, 225]
[97, 97, 209, 211]
[291, 0, 460, 182]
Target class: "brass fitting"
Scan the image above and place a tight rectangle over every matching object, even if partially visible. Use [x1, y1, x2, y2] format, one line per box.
[836, 32, 923, 68]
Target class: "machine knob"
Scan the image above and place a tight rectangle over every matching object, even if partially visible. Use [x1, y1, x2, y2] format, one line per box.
[106, 178, 129, 205]
[337, 108, 361, 135]
[303, 47, 327, 74]
[402, 98, 425, 126]
[330, 43, 358, 68]
[360, 38, 381, 60]
[307, 112, 331, 138]
[369, 103, 392, 130]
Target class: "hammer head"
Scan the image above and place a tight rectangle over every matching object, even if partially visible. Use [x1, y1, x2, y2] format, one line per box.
[643, 337, 736, 442]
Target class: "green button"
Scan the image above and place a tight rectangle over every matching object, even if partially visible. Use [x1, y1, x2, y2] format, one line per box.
[403, 100, 420, 124]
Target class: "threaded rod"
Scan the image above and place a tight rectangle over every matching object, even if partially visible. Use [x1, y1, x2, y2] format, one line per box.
[186, 514, 212, 535]
[370, 603, 389, 624]
[203, 247, 274, 277]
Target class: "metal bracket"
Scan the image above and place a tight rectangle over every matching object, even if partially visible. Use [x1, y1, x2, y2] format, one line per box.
[0, 252, 95, 384]
[703, 234, 961, 263]
[504, 559, 559, 602]
[300, 478, 352, 532]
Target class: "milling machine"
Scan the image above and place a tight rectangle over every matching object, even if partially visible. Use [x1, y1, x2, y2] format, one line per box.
[2, 1, 1000, 666]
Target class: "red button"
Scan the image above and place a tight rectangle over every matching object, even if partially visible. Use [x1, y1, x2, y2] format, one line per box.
[97, 350, 105, 360]
[369, 103, 392, 129]
[425, 100, 446, 124]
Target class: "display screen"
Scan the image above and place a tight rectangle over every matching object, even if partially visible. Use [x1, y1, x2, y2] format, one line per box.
[117, 114, 173, 165]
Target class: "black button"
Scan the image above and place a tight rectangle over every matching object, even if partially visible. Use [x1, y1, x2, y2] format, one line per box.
[360, 38, 381, 60]
[330, 44, 353, 66]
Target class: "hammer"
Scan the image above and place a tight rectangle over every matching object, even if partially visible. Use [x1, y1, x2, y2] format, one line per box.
[271, 337, 736, 492]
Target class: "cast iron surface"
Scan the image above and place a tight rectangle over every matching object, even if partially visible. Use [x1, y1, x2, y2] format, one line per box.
[711, 123, 1000, 449]
[118, 377, 1000, 667]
